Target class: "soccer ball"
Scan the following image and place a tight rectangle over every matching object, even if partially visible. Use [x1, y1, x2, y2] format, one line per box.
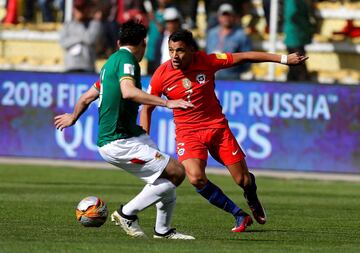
[76, 196, 108, 227]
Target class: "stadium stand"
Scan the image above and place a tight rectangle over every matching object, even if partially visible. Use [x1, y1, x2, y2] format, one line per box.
[0, 0, 359, 84]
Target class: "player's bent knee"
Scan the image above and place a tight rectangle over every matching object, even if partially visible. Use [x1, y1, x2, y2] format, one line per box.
[162, 158, 185, 186]
[172, 165, 185, 186]
[235, 173, 253, 188]
[188, 176, 207, 189]
[227, 161, 251, 187]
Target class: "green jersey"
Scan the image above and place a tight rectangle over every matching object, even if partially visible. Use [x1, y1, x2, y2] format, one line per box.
[97, 47, 146, 147]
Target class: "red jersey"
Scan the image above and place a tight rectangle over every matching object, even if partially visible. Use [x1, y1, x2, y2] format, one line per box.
[149, 51, 234, 129]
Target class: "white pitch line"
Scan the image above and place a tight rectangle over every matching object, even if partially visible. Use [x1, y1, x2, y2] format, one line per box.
[1, 157, 360, 182]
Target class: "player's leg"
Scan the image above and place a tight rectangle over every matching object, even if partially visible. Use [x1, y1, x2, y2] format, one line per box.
[153, 157, 185, 235]
[183, 158, 239, 214]
[207, 127, 265, 229]
[100, 135, 193, 239]
[214, 126, 266, 225]
[121, 155, 193, 239]
[154, 158, 183, 235]
[111, 176, 175, 238]
[119, 157, 185, 232]
[176, 128, 251, 232]
[158, 156, 185, 186]
[97, 135, 171, 237]
[152, 158, 194, 239]
[226, 160, 266, 225]
[182, 158, 252, 232]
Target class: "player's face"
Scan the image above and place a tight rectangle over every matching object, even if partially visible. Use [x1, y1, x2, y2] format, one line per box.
[168, 40, 194, 70]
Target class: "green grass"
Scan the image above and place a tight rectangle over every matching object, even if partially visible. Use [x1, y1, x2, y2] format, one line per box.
[0, 163, 359, 253]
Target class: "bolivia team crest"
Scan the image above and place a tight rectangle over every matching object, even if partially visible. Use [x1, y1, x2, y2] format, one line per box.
[182, 78, 192, 90]
[155, 152, 164, 160]
[196, 74, 206, 84]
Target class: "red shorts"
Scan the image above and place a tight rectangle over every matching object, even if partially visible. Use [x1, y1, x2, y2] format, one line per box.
[175, 127, 245, 165]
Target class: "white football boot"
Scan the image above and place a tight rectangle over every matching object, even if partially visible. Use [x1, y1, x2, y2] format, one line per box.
[111, 210, 147, 238]
[153, 228, 195, 240]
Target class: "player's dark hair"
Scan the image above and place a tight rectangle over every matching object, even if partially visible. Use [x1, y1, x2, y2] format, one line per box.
[118, 20, 147, 46]
[169, 29, 199, 51]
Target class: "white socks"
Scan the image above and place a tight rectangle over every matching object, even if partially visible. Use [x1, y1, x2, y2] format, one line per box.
[122, 178, 176, 233]
[154, 189, 176, 233]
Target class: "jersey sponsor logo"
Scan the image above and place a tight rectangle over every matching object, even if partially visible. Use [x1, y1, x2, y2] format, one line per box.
[182, 78, 192, 90]
[232, 149, 239, 155]
[124, 64, 135, 75]
[196, 74, 206, 84]
[167, 85, 177, 92]
[215, 53, 227, 60]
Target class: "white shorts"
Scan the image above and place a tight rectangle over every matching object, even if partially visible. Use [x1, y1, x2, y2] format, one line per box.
[98, 134, 170, 184]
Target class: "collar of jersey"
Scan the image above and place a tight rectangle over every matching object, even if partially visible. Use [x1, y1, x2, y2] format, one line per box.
[119, 46, 132, 53]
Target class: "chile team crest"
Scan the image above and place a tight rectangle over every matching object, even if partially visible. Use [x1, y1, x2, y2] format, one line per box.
[182, 78, 192, 89]
[196, 74, 206, 84]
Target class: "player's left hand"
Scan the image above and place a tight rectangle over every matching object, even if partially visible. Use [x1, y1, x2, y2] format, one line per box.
[54, 113, 76, 131]
[287, 52, 308, 65]
[166, 99, 194, 109]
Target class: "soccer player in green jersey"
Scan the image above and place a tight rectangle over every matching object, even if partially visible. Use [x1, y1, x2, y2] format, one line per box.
[54, 20, 194, 239]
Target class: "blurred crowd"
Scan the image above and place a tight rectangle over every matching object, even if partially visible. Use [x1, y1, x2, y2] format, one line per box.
[1, 0, 360, 81]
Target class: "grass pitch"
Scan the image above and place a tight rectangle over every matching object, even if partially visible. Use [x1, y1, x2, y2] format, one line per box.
[0, 163, 359, 253]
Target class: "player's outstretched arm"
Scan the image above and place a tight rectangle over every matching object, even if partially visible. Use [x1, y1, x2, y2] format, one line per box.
[232, 51, 308, 65]
[121, 78, 194, 109]
[54, 86, 99, 131]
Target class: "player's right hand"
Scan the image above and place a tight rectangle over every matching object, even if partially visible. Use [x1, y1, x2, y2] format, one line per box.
[54, 113, 76, 131]
[166, 99, 194, 109]
[287, 52, 308, 65]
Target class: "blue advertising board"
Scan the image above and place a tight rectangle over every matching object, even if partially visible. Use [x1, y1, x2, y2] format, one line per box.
[1, 70, 359, 173]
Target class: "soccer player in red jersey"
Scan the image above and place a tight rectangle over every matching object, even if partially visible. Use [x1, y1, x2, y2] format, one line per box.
[140, 29, 308, 232]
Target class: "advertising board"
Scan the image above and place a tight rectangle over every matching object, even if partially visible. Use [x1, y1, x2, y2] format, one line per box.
[1, 71, 359, 173]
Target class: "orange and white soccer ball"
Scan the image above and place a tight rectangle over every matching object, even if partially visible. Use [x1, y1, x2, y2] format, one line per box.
[76, 196, 108, 227]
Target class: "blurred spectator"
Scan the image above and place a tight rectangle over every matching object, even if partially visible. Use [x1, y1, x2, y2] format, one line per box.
[92, 0, 119, 58]
[59, 0, 103, 72]
[145, 0, 174, 74]
[186, 0, 250, 31]
[116, 0, 148, 27]
[283, 0, 314, 81]
[333, 19, 360, 39]
[0, 1, 6, 22]
[160, 7, 182, 64]
[206, 3, 252, 80]
[260, 0, 283, 34]
[54, 0, 65, 21]
[23, 0, 64, 23]
[261, 0, 270, 34]
[188, 0, 221, 30]
[3, 0, 18, 24]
